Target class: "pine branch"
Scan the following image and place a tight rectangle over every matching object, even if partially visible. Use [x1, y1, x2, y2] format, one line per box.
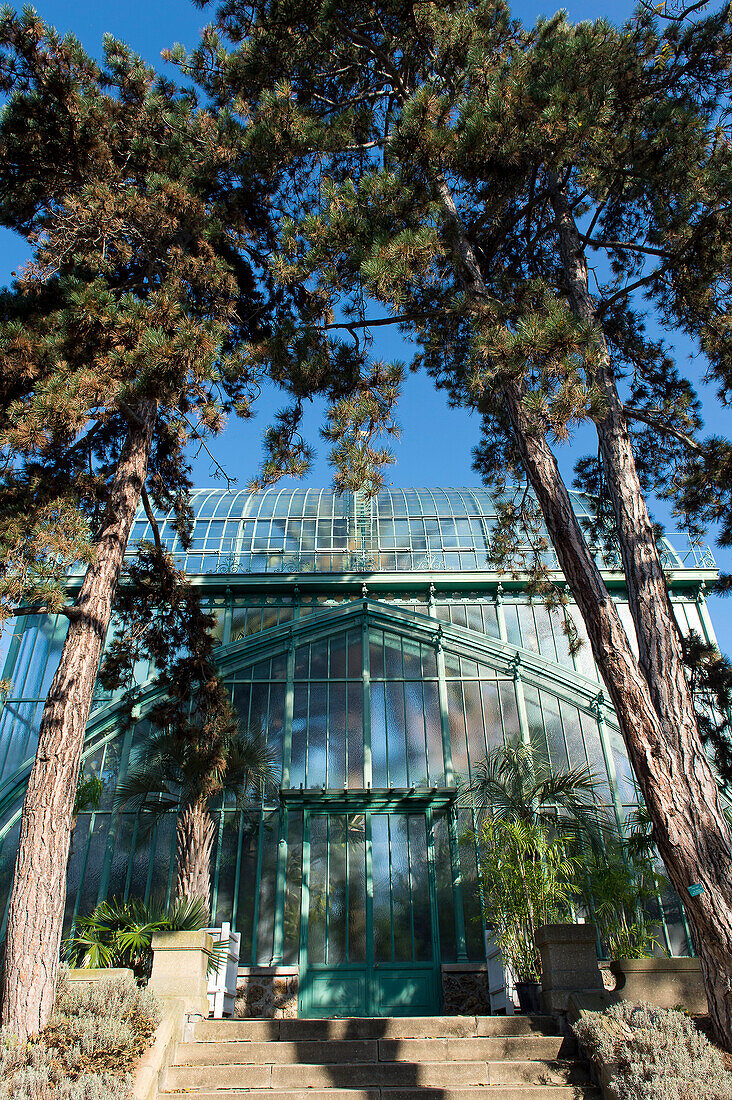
[588, 237, 673, 259]
[621, 405, 703, 453]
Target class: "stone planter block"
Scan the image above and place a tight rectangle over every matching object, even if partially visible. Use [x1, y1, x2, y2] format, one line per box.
[441, 964, 491, 1015]
[536, 923, 604, 1015]
[66, 968, 134, 983]
[610, 957, 706, 1014]
[149, 930, 213, 1017]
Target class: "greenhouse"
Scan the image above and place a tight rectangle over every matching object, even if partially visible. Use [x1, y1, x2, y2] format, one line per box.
[0, 487, 720, 1017]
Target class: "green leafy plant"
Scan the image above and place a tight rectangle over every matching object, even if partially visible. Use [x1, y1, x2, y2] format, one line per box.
[460, 740, 611, 847]
[478, 817, 577, 983]
[64, 896, 209, 982]
[574, 829, 665, 960]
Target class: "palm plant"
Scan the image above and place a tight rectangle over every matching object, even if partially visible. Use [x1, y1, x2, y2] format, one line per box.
[114, 723, 277, 917]
[64, 895, 209, 981]
[460, 740, 611, 846]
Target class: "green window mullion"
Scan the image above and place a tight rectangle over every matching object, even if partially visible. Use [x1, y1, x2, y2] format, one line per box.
[436, 637, 454, 787]
[447, 806, 469, 963]
[231, 809, 245, 928]
[407, 816, 416, 963]
[299, 813, 311, 998]
[345, 814, 350, 962]
[388, 816, 395, 962]
[123, 811, 141, 901]
[68, 813, 95, 936]
[211, 807, 226, 923]
[97, 719, 136, 904]
[281, 641, 295, 789]
[143, 820, 160, 905]
[250, 809, 265, 964]
[512, 658, 532, 749]
[270, 807, 288, 964]
[495, 585, 507, 642]
[325, 816, 331, 964]
[362, 617, 372, 788]
[222, 588, 233, 646]
[425, 806, 441, 967]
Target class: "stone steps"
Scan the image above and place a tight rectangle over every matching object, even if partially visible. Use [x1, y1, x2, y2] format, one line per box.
[159, 1015, 600, 1100]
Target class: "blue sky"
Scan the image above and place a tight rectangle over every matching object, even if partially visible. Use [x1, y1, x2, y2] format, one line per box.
[0, 0, 729, 653]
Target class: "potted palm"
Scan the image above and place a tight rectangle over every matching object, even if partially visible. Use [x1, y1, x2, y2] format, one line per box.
[465, 741, 607, 1013]
[478, 816, 577, 1013]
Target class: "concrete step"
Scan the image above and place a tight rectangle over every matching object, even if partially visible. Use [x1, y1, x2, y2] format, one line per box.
[194, 1015, 560, 1043]
[164, 1058, 591, 1092]
[160, 1088, 601, 1100]
[173, 1035, 575, 1067]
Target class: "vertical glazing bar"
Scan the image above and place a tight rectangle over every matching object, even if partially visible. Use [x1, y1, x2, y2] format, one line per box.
[387, 816, 395, 962]
[270, 807, 289, 964]
[250, 808, 265, 964]
[447, 805, 469, 963]
[299, 812, 311, 1015]
[211, 806, 226, 923]
[407, 817, 416, 962]
[512, 656, 532, 748]
[98, 720, 136, 902]
[436, 631, 454, 787]
[281, 640, 295, 790]
[425, 806, 441, 967]
[325, 816, 331, 965]
[222, 587, 233, 645]
[495, 584, 507, 642]
[593, 698, 625, 834]
[231, 809, 244, 931]
[364, 811, 374, 1013]
[362, 612, 372, 788]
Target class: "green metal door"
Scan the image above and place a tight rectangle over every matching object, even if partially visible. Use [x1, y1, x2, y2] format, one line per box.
[298, 810, 441, 1017]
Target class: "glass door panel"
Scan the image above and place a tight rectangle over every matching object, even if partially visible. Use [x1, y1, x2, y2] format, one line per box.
[298, 810, 440, 1017]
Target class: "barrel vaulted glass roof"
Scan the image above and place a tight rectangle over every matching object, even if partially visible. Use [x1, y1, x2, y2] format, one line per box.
[125, 487, 716, 576]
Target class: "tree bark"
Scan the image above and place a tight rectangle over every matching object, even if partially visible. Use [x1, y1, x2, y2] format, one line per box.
[434, 172, 732, 1048]
[174, 796, 215, 917]
[0, 399, 157, 1039]
[548, 179, 732, 1046]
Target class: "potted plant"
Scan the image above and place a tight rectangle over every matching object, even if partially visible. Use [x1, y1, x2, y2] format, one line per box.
[478, 817, 577, 1014]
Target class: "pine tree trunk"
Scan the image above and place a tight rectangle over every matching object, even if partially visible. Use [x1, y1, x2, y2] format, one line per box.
[0, 400, 157, 1039]
[548, 180, 732, 1047]
[434, 172, 732, 1048]
[174, 797, 215, 917]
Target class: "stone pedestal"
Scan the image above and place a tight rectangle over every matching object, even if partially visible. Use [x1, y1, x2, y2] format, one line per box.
[610, 957, 706, 1014]
[441, 964, 492, 1014]
[536, 923, 604, 1016]
[234, 966, 299, 1018]
[149, 930, 213, 1018]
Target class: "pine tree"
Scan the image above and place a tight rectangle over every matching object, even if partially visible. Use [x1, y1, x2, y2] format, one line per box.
[0, 12, 399, 1038]
[184, 0, 732, 1046]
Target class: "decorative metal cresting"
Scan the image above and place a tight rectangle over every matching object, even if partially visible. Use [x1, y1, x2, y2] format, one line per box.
[351, 489, 377, 571]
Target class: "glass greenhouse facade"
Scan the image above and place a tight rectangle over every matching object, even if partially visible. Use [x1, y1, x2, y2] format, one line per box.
[0, 487, 720, 1016]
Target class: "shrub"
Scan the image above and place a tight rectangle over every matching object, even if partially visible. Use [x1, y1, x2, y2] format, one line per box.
[0, 969, 160, 1099]
[573, 1001, 732, 1100]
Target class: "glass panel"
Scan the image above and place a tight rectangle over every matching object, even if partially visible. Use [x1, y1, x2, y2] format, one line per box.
[390, 816, 412, 961]
[235, 813, 259, 963]
[405, 682, 429, 788]
[524, 684, 549, 762]
[329, 634, 347, 679]
[290, 685, 308, 788]
[371, 814, 391, 962]
[409, 816, 432, 961]
[432, 809, 456, 962]
[347, 682, 364, 787]
[328, 683, 347, 788]
[371, 683, 388, 787]
[480, 681, 502, 753]
[308, 815, 328, 965]
[457, 809, 483, 960]
[447, 681, 469, 779]
[307, 684, 327, 788]
[328, 816, 347, 965]
[385, 682, 407, 787]
[212, 812, 238, 925]
[423, 681, 444, 786]
[255, 811, 279, 964]
[348, 814, 366, 962]
[540, 690, 569, 771]
[499, 681, 520, 743]
[284, 811, 303, 965]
